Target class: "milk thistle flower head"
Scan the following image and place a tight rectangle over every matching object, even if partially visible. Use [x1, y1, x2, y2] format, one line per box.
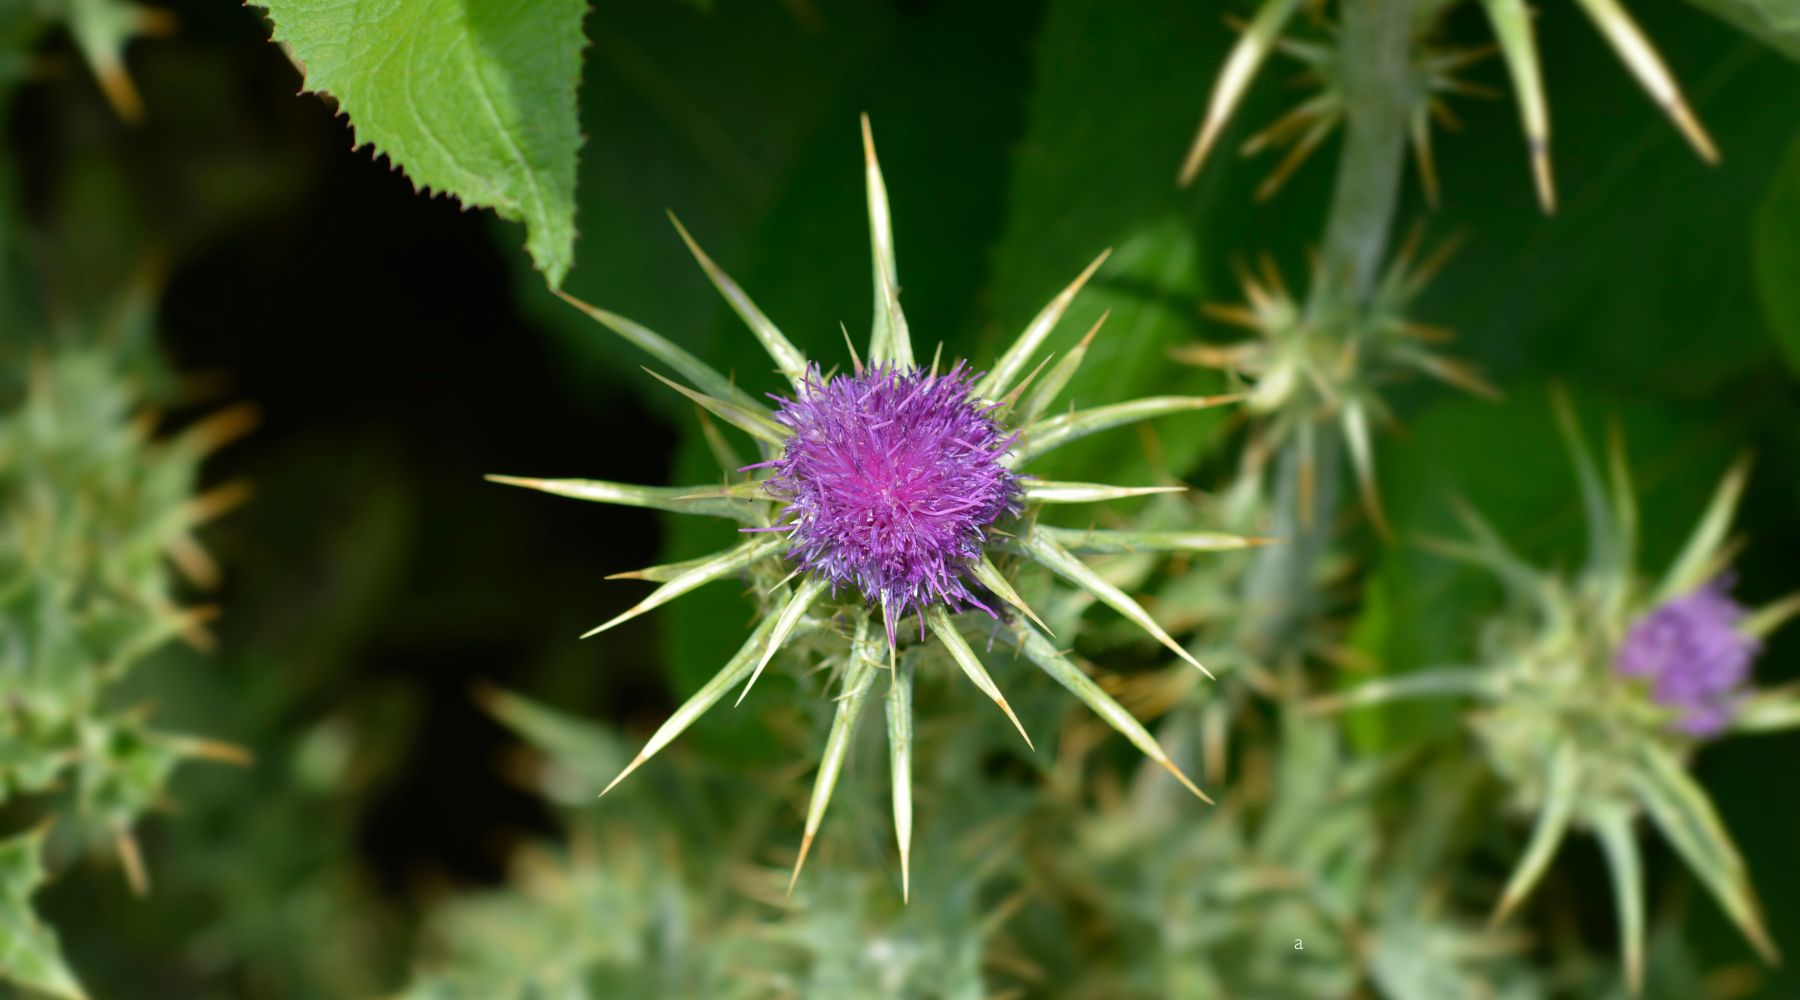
[1319, 391, 1799, 990]
[489, 117, 1252, 895]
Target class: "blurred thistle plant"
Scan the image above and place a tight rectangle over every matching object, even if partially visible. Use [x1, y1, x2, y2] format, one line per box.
[1173, 227, 1498, 539]
[1180, 0, 1721, 211]
[0, 288, 252, 998]
[1316, 392, 1800, 992]
[1179, 0, 1496, 204]
[0, 0, 174, 121]
[400, 685, 1029, 1000]
[488, 116, 1261, 897]
[1044, 695, 1539, 1000]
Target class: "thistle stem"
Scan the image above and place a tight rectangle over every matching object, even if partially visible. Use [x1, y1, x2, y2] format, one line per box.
[1317, 0, 1419, 304]
[1239, 0, 1417, 659]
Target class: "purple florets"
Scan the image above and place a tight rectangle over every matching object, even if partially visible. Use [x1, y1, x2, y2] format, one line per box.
[760, 361, 1021, 643]
[1614, 577, 1760, 737]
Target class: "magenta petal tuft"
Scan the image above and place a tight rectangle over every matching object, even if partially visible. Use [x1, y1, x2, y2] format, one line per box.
[1614, 576, 1759, 737]
[762, 362, 1021, 642]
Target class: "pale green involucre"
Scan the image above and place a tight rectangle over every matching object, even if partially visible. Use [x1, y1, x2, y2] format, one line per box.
[259, 0, 587, 286]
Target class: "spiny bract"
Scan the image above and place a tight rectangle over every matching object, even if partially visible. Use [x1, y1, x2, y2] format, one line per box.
[490, 116, 1255, 896]
[1179, 0, 1721, 212]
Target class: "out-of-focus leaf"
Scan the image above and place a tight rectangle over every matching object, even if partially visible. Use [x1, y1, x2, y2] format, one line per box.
[478, 685, 630, 801]
[986, 0, 1246, 488]
[258, 0, 586, 285]
[1421, 2, 1799, 396]
[1753, 129, 1800, 375]
[1683, 0, 1800, 60]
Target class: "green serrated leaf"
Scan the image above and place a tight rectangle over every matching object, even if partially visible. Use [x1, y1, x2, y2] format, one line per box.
[260, 0, 586, 285]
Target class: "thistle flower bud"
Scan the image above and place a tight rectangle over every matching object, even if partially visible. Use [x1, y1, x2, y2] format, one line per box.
[1615, 577, 1758, 737]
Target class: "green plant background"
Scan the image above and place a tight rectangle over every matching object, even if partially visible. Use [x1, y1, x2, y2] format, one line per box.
[3, 0, 1798, 996]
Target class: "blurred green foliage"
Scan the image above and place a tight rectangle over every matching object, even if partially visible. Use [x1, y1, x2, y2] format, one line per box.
[2, 0, 1798, 997]
[0, 288, 250, 997]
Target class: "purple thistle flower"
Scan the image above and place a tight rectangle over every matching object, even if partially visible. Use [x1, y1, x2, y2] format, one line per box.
[491, 120, 1236, 890]
[1614, 576, 1760, 737]
[762, 361, 1022, 643]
